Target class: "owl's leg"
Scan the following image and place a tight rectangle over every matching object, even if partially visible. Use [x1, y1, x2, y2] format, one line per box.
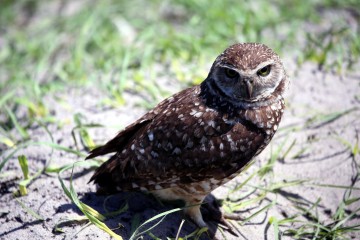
[185, 201, 224, 240]
[185, 198, 243, 240]
[184, 203, 207, 228]
[152, 189, 208, 229]
[152, 188, 217, 237]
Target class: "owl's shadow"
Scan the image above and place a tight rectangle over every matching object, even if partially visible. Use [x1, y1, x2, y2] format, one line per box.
[80, 191, 221, 239]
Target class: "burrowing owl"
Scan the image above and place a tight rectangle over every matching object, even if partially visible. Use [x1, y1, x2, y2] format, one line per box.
[87, 43, 288, 233]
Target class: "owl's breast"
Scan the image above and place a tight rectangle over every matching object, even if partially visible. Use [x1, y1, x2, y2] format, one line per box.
[238, 97, 285, 156]
[216, 97, 285, 166]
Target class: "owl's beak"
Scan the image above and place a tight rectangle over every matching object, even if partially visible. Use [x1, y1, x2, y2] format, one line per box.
[244, 79, 253, 99]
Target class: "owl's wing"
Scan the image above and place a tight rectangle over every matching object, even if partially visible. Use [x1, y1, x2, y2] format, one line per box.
[86, 118, 152, 160]
[86, 86, 190, 160]
[88, 87, 265, 192]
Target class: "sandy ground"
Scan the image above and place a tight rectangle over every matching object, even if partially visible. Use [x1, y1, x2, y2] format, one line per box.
[1, 56, 360, 240]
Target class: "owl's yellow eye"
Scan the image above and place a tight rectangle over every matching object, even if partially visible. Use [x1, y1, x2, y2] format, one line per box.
[257, 65, 271, 77]
[225, 68, 238, 78]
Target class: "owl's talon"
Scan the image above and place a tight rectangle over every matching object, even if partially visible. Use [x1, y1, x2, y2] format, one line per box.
[215, 215, 239, 237]
[223, 212, 243, 220]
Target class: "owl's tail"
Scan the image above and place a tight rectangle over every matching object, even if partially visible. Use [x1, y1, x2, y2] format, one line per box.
[88, 154, 120, 194]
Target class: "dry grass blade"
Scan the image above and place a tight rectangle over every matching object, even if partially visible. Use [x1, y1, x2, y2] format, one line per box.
[175, 219, 185, 240]
[53, 216, 90, 233]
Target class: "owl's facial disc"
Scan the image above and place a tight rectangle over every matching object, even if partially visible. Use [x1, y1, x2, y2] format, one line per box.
[210, 60, 283, 103]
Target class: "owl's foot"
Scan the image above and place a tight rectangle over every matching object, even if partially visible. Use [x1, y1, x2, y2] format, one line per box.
[184, 202, 240, 239]
[184, 204, 217, 239]
[201, 200, 241, 237]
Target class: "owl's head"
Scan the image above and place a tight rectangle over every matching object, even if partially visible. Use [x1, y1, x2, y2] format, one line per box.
[206, 43, 288, 105]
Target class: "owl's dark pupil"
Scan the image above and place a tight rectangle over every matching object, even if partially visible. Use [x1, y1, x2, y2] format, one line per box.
[225, 68, 238, 78]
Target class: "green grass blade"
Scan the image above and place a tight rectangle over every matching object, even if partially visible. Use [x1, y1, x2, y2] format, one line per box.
[331, 207, 360, 231]
[58, 161, 123, 240]
[240, 199, 276, 225]
[46, 159, 101, 173]
[269, 216, 279, 240]
[4, 105, 29, 139]
[225, 192, 267, 212]
[129, 208, 183, 240]
[230, 169, 257, 193]
[0, 136, 15, 147]
[0, 90, 15, 108]
[15, 154, 50, 196]
[310, 183, 360, 191]
[103, 203, 129, 218]
[17, 155, 30, 195]
[18, 155, 29, 179]
[305, 108, 357, 128]
[258, 137, 289, 178]
[14, 198, 44, 221]
[130, 213, 141, 236]
[269, 180, 308, 193]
